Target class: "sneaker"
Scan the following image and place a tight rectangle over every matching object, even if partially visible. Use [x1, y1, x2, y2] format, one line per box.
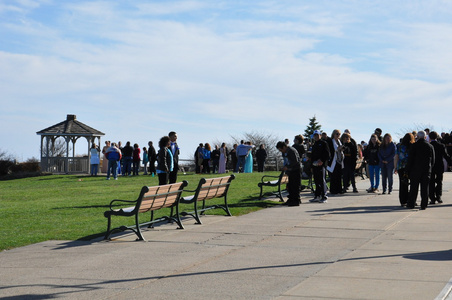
[366, 187, 373, 192]
[106, 177, 110, 180]
[353, 188, 358, 193]
[309, 197, 320, 203]
[373, 188, 379, 193]
[320, 197, 328, 203]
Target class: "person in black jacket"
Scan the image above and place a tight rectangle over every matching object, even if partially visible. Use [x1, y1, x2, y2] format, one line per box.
[147, 141, 157, 176]
[341, 133, 358, 193]
[156, 136, 172, 186]
[309, 130, 330, 203]
[255, 144, 268, 172]
[276, 141, 301, 206]
[168, 131, 180, 183]
[428, 131, 452, 204]
[406, 131, 435, 210]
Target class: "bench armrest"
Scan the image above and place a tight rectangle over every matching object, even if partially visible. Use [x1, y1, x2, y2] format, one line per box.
[260, 175, 279, 183]
[108, 199, 137, 210]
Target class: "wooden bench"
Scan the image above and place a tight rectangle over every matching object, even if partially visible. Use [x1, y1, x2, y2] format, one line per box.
[258, 171, 289, 202]
[180, 175, 235, 224]
[103, 181, 188, 241]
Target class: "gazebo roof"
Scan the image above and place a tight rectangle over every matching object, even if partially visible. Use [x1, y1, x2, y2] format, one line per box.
[36, 114, 105, 137]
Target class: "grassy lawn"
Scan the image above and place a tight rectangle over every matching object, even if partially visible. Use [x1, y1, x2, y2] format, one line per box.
[0, 171, 305, 251]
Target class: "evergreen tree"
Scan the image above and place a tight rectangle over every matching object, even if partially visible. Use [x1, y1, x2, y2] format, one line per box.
[304, 115, 322, 138]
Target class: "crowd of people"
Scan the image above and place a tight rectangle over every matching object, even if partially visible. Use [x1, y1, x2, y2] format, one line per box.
[276, 128, 452, 210]
[89, 128, 452, 210]
[89, 133, 173, 182]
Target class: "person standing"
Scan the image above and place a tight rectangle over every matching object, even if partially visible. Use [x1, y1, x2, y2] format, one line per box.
[106, 143, 121, 180]
[101, 141, 110, 173]
[132, 143, 141, 176]
[202, 143, 211, 174]
[218, 143, 227, 174]
[244, 142, 254, 173]
[364, 134, 381, 193]
[309, 130, 330, 203]
[195, 143, 204, 174]
[156, 136, 173, 186]
[292, 135, 306, 159]
[230, 144, 238, 172]
[341, 133, 358, 193]
[90, 143, 100, 176]
[394, 133, 415, 207]
[255, 144, 268, 172]
[235, 140, 254, 172]
[168, 131, 179, 183]
[121, 141, 133, 176]
[326, 129, 344, 194]
[429, 131, 452, 204]
[406, 131, 435, 210]
[378, 133, 397, 194]
[148, 141, 157, 176]
[276, 141, 302, 206]
[142, 146, 149, 175]
[211, 145, 220, 173]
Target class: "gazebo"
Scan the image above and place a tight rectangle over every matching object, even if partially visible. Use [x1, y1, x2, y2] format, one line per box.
[36, 114, 105, 174]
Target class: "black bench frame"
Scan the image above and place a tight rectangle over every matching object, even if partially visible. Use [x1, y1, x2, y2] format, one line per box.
[180, 175, 235, 224]
[104, 181, 188, 241]
[258, 171, 289, 202]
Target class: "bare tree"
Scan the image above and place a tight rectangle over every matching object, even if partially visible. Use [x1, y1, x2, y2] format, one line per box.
[40, 137, 71, 157]
[395, 123, 436, 140]
[227, 130, 282, 158]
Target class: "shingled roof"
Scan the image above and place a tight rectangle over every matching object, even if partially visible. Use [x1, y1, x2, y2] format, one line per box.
[36, 115, 105, 137]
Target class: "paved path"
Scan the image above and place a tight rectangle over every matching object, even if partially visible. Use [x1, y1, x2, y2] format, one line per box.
[1, 173, 452, 299]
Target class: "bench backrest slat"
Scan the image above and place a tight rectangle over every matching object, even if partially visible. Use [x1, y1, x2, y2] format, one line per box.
[138, 182, 187, 213]
[195, 176, 233, 202]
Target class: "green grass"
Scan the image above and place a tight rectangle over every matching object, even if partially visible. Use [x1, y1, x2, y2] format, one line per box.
[0, 171, 301, 251]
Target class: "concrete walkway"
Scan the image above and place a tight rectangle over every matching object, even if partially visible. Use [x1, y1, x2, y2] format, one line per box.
[1, 173, 452, 299]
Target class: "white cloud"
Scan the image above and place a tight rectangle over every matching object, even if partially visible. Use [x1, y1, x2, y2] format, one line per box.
[2, 1, 452, 161]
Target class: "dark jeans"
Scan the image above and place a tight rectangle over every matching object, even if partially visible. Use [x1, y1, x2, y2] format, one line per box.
[429, 171, 444, 202]
[398, 168, 409, 205]
[380, 162, 394, 193]
[408, 171, 430, 208]
[202, 159, 211, 174]
[123, 157, 132, 175]
[235, 156, 246, 172]
[313, 166, 327, 197]
[342, 163, 356, 190]
[328, 164, 343, 194]
[158, 172, 168, 186]
[169, 168, 178, 184]
[287, 169, 301, 204]
[107, 160, 118, 179]
[132, 160, 140, 175]
[257, 159, 265, 172]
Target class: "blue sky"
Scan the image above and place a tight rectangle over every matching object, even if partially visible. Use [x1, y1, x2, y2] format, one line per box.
[1, 0, 452, 161]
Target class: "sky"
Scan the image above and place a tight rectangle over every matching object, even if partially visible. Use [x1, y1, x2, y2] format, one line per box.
[1, 0, 452, 162]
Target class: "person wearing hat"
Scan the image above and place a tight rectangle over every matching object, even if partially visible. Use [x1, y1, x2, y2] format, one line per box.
[309, 130, 330, 203]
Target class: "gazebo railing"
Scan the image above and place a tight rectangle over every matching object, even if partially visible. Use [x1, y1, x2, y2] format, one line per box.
[42, 157, 89, 174]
